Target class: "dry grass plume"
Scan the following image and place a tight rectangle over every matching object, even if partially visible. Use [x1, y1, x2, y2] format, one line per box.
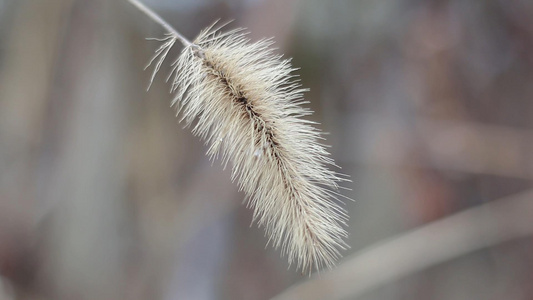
[129, 0, 349, 273]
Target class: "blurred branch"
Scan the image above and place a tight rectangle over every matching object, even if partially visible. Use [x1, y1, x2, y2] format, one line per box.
[416, 119, 533, 178]
[272, 189, 533, 300]
[349, 113, 533, 178]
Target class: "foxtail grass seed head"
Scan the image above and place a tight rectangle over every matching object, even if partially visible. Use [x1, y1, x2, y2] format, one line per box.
[129, 0, 350, 273]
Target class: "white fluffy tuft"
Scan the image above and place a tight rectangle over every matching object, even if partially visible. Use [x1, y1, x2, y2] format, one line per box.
[147, 23, 349, 273]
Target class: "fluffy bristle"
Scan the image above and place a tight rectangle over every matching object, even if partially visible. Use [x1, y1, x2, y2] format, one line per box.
[148, 23, 349, 272]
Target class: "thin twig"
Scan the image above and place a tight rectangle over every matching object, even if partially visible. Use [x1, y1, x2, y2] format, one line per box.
[272, 190, 533, 300]
[127, 0, 192, 47]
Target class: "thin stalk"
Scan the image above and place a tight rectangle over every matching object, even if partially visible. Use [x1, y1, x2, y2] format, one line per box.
[128, 0, 192, 47]
[271, 189, 533, 300]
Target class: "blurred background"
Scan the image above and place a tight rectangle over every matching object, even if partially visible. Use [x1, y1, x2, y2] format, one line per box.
[1, 0, 533, 299]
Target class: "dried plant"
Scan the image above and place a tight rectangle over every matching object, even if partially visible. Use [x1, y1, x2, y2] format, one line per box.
[128, 0, 349, 273]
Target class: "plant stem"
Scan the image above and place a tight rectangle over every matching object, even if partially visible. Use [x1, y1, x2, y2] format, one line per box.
[272, 189, 533, 300]
[127, 0, 192, 47]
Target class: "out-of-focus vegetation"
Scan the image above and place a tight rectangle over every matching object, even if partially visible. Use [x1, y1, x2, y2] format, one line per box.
[0, 0, 532, 299]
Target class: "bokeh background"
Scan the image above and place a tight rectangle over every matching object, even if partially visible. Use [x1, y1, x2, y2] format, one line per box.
[1, 0, 533, 299]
